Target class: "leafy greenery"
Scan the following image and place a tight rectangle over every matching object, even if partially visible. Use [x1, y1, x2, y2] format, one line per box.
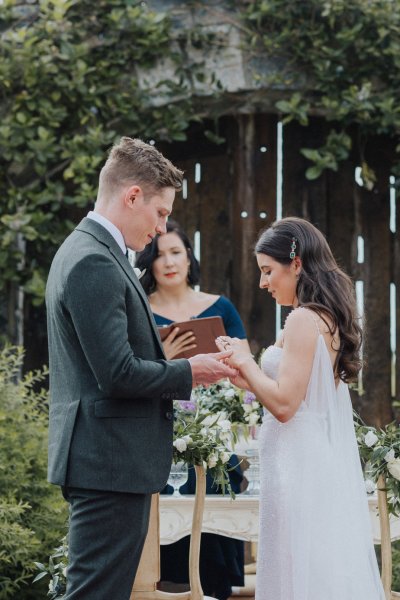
[355, 413, 400, 517]
[34, 536, 68, 600]
[173, 399, 234, 496]
[193, 379, 263, 426]
[0, 0, 209, 305]
[242, 0, 400, 183]
[0, 346, 67, 599]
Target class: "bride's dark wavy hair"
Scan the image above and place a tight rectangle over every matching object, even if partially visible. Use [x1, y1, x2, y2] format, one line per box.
[255, 217, 362, 383]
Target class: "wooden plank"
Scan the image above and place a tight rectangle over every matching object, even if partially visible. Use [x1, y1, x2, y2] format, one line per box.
[393, 177, 399, 415]
[227, 113, 278, 353]
[326, 160, 358, 280]
[196, 153, 232, 296]
[168, 158, 199, 242]
[282, 118, 329, 233]
[358, 163, 393, 426]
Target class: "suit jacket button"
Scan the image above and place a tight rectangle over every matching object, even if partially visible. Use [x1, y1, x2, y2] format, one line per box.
[165, 411, 173, 420]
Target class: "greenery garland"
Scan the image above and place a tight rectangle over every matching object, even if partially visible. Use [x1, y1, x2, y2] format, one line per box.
[355, 413, 400, 517]
[0, 0, 210, 304]
[240, 0, 400, 184]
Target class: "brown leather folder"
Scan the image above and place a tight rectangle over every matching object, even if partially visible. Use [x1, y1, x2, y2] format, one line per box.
[157, 316, 227, 359]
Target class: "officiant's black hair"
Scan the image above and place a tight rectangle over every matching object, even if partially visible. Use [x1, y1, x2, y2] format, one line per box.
[255, 217, 363, 384]
[135, 220, 200, 295]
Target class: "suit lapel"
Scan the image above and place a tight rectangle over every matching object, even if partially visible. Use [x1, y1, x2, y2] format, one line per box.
[75, 218, 165, 356]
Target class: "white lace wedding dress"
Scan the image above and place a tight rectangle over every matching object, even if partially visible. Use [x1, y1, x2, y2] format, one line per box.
[256, 310, 385, 600]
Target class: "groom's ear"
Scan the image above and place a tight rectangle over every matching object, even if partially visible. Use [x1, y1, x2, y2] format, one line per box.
[124, 185, 143, 209]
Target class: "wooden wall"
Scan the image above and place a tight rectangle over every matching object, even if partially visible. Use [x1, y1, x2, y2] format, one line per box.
[161, 114, 398, 426]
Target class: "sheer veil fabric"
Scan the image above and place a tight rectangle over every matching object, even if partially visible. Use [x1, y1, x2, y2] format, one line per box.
[256, 309, 385, 600]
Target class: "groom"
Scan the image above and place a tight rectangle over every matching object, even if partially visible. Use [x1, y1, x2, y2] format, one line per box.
[45, 137, 236, 600]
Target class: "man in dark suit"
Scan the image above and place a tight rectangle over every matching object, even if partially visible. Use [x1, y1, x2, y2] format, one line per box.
[46, 137, 236, 600]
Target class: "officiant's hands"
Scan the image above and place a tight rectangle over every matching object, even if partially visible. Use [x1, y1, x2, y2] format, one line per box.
[188, 350, 238, 387]
[163, 327, 197, 359]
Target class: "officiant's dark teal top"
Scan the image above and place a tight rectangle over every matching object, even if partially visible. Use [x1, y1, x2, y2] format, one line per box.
[153, 295, 246, 339]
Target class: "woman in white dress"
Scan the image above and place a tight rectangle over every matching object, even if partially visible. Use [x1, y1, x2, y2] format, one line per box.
[216, 217, 385, 600]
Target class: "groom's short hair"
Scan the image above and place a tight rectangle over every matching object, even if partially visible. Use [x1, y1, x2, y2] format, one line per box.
[99, 137, 183, 198]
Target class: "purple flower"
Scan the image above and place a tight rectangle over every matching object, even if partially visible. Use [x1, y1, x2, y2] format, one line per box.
[178, 400, 197, 412]
[243, 391, 256, 404]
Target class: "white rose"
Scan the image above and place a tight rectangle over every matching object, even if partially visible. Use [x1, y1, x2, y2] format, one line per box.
[385, 449, 395, 463]
[364, 431, 379, 447]
[173, 438, 187, 452]
[200, 427, 208, 436]
[224, 389, 236, 399]
[202, 416, 214, 427]
[252, 401, 260, 410]
[243, 404, 253, 414]
[220, 451, 230, 464]
[247, 412, 260, 426]
[388, 458, 400, 481]
[208, 454, 218, 468]
[220, 431, 231, 443]
[218, 419, 232, 432]
[365, 479, 375, 494]
[183, 435, 193, 445]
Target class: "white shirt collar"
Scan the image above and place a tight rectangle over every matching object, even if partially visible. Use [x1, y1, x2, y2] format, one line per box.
[87, 211, 126, 255]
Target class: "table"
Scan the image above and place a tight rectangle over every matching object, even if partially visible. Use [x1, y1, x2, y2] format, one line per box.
[159, 493, 400, 545]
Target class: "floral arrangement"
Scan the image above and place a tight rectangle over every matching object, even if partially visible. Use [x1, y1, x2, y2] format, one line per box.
[191, 379, 263, 428]
[355, 413, 400, 516]
[172, 399, 234, 495]
[170, 381, 263, 495]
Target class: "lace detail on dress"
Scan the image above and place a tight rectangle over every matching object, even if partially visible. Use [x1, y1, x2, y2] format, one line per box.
[260, 346, 282, 381]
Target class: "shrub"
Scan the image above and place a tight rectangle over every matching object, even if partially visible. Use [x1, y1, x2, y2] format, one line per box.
[0, 346, 67, 600]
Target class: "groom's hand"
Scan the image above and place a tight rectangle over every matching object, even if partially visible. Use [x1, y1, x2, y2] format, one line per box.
[188, 351, 238, 387]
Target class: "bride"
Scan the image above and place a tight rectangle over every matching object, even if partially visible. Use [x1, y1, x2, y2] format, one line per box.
[216, 217, 385, 600]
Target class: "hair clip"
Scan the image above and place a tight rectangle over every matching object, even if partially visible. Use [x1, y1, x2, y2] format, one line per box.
[290, 237, 297, 259]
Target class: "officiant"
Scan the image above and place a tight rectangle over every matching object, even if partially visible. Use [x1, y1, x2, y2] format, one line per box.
[136, 220, 251, 600]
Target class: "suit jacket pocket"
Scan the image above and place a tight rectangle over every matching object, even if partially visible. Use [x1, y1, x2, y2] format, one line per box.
[94, 398, 149, 418]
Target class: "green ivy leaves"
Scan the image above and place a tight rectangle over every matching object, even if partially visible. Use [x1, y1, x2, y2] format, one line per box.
[242, 0, 400, 181]
[0, 0, 204, 303]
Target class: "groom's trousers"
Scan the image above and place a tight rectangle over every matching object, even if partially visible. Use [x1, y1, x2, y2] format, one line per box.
[62, 487, 152, 600]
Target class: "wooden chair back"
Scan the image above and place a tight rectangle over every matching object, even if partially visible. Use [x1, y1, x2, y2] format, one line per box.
[131, 464, 207, 600]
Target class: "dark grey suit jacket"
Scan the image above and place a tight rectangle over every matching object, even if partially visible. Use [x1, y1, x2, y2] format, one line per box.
[46, 218, 192, 494]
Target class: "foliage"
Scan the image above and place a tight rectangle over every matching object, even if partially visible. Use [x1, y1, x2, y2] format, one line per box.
[192, 379, 263, 427]
[173, 399, 234, 496]
[0, 345, 67, 600]
[172, 381, 263, 494]
[34, 537, 68, 600]
[0, 0, 210, 304]
[242, 0, 400, 184]
[355, 413, 400, 517]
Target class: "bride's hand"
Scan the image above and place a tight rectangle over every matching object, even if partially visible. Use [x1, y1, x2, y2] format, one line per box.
[215, 336, 254, 372]
[229, 372, 252, 391]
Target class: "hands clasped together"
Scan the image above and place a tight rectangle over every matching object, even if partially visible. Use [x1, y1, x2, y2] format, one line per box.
[215, 335, 253, 391]
[187, 336, 254, 390]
